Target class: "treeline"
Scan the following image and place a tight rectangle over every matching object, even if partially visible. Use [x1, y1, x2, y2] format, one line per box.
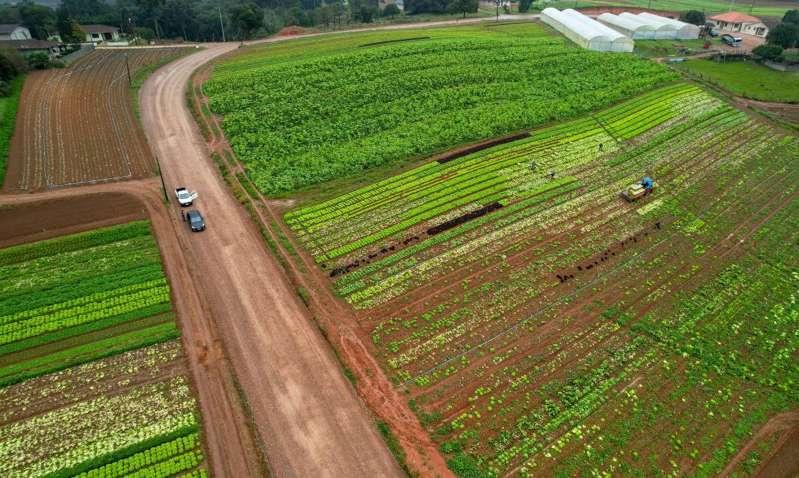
[0, 0, 435, 43]
[753, 9, 799, 62]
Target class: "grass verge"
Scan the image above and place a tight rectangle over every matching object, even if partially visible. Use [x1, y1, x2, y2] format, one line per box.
[0, 74, 25, 187]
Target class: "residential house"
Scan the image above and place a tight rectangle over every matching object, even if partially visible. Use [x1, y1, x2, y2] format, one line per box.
[708, 12, 769, 38]
[0, 24, 32, 41]
[80, 24, 121, 43]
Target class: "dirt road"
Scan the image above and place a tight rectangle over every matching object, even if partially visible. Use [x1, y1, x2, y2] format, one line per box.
[140, 45, 402, 476]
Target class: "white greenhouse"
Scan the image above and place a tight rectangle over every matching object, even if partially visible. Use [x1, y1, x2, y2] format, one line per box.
[597, 12, 656, 39]
[638, 12, 700, 39]
[619, 12, 677, 39]
[541, 8, 634, 52]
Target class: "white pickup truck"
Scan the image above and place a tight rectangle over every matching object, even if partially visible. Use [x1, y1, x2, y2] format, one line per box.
[175, 187, 198, 207]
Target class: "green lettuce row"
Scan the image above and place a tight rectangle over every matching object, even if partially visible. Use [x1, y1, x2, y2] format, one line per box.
[0, 221, 151, 267]
[76, 433, 201, 478]
[336, 178, 581, 295]
[290, 83, 694, 229]
[0, 321, 180, 387]
[0, 263, 166, 317]
[47, 424, 199, 478]
[0, 304, 172, 358]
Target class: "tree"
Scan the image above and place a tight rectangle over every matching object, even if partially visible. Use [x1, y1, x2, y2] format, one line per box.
[357, 4, 377, 22]
[752, 44, 783, 61]
[56, 8, 84, 43]
[230, 2, 263, 40]
[782, 9, 799, 25]
[26, 51, 51, 70]
[0, 49, 25, 82]
[382, 3, 400, 17]
[19, 0, 56, 40]
[448, 0, 477, 18]
[518, 0, 532, 13]
[767, 22, 799, 48]
[680, 10, 705, 26]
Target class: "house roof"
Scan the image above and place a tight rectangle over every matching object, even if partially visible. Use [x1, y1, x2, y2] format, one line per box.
[0, 39, 59, 50]
[0, 24, 25, 34]
[708, 12, 763, 24]
[80, 24, 119, 34]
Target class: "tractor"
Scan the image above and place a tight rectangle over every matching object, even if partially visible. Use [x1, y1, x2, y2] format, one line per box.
[621, 176, 655, 202]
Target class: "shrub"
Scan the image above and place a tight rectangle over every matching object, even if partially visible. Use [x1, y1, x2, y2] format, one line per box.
[681, 10, 705, 26]
[382, 3, 401, 17]
[26, 52, 51, 70]
[752, 44, 783, 61]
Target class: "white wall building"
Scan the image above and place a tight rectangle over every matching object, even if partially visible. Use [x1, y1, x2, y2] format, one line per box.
[708, 12, 769, 38]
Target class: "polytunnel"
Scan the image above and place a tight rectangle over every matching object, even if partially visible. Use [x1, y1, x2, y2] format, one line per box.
[619, 12, 677, 39]
[597, 13, 656, 39]
[563, 9, 635, 52]
[541, 8, 615, 51]
[638, 12, 700, 39]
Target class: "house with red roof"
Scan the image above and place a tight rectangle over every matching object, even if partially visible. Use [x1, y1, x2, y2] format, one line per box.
[708, 12, 769, 38]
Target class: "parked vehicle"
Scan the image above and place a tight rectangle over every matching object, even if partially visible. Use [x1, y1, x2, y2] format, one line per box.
[186, 210, 206, 232]
[175, 187, 198, 207]
[721, 34, 742, 46]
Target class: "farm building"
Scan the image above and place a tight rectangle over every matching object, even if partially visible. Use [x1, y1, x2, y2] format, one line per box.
[708, 12, 769, 38]
[639, 12, 700, 39]
[80, 25, 121, 43]
[0, 24, 31, 41]
[0, 39, 63, 58]
[597, 13, 656, 39]
[541, 8, 634, 52]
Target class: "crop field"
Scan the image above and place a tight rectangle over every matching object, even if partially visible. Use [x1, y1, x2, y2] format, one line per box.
[285, 83, 799, 476]
[0, 221, 207, 477]
[4, 48, 191, 192]
[205, 23, 677, 195]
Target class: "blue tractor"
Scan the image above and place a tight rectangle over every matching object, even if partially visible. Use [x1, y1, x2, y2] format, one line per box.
[621, 176, 655, 202]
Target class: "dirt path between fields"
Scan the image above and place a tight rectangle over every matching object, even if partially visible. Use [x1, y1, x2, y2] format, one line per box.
[0, 179, 263, 477]
[140, 45, 403, 477]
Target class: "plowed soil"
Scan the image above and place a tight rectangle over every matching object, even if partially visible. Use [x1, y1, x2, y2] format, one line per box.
[4, 48, 193, 192]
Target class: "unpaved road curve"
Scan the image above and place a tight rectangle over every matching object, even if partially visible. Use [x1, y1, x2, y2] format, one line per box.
[140, 45, 402, 476]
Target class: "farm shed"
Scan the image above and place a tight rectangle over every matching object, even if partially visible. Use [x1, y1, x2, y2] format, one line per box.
[639, 12, 700, 39]
[0, 39, 63, 59]
[541, 8, 633, 52]
[619, 12, 677, 40]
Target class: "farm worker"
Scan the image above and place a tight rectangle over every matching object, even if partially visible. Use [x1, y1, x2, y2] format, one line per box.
[181, 210, 186, 222]
[599, 143, 603, 152]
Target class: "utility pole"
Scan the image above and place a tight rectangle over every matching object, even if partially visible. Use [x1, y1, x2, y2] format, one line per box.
[154, 155, 169, 203]
[124, 52, 131, 87]
[749, 0, 756, 14]
[218, 5, 226, 42]
[495, 0, 500, 22]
